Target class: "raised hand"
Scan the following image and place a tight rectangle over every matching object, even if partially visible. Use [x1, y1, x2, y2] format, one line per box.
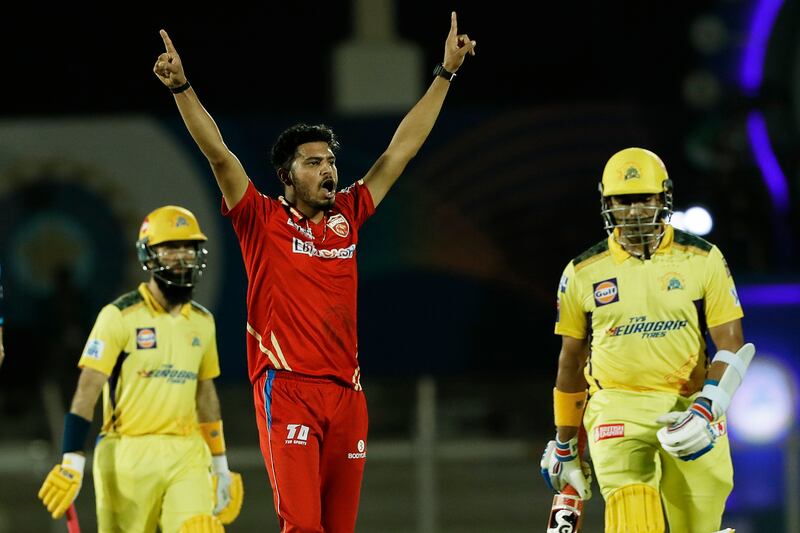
[153, 29, 188, 89]
[443, 11, 477, 74]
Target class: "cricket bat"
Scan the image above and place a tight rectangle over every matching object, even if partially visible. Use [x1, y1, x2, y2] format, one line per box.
[66, 503, 81, 533]
[546, 427, 587, 533]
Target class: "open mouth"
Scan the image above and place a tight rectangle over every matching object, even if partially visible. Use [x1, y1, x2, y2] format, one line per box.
[321, 178, 336, 196]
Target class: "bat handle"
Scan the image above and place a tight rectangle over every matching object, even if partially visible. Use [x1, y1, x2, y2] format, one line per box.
[66, 503, 81, 533]
[562, 484, 579, 497]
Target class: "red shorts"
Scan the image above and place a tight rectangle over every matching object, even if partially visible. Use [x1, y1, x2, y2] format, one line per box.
[253, 370, 368, 533]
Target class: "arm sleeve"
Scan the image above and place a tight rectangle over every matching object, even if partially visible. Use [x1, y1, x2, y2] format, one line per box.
[704, 245, 744, 328]
[198, 316, 221, 380]
[222, 180, 275, 274]
[78, 305, 129, 376]
[554, 261, 588, 339]
[334, 179, 376, 230]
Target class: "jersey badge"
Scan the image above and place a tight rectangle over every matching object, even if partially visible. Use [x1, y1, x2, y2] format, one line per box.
[593, 278, 619, 307]
[559, 275, 569, 293]
[136, 327, 157, 349]
[660, 272, 685, 291]
[327, 213, 350, 238]
[83, 339, 105, 360]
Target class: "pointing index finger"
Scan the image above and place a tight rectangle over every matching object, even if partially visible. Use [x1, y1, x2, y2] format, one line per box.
[160, 29, 176, 55]
[449, 11, 457, 38]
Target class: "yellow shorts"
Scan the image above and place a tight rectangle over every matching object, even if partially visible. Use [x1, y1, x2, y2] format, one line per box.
[584, 389, 733, 533]
[93, 433, 213, 533]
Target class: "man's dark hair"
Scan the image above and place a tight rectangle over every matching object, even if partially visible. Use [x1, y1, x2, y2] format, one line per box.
[270, 123, 341, 171]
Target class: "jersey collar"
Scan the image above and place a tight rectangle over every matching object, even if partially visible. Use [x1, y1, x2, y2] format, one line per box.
[137, 283, 191, 317]
[608, 224, 674, 263]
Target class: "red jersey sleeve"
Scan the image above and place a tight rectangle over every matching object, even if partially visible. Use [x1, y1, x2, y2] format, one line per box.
[335, 179, 375, 230]
[222, 181, 276, 274]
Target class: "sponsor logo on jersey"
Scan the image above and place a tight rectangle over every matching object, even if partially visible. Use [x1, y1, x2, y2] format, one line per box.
[348, 439, 367, 459]
[327, 213, 350, 238]
[286, 424, 310, 445]
[559, 275, 569, 294]
[607, 317, 688, 338]
[555, 298, 561, 323]
[286, 218, 314, 239]
[136, 328, 157, 349]
[595, 423, 625, 442]
[83, 339, 105, 360]
[292, 238, 355, 259]
[593, 278, 619, 306]
[138, 364, 198, 384]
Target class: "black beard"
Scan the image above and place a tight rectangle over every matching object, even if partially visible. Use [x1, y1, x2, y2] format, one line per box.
[154, 276, 195, 305]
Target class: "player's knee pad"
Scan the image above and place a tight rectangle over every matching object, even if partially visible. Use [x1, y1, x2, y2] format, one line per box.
[179, 514, 225, 533]
[605, 484, 665, 533]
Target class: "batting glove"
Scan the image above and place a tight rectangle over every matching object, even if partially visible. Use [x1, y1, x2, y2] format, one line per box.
[540, 435, 592, 500]
[211, 455, 243, 524]
[656, 398, 720, 461]
[38, 453, 85, 519]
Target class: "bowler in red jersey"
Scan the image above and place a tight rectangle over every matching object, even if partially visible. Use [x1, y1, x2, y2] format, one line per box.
[154, 12, 476, 532]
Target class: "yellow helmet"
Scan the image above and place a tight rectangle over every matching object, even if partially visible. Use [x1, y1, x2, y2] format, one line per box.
[599, 148, 673, 256]
[600, 147, 671, 196]
[136, 206, 208, 287]
[137, 205, 207, 246]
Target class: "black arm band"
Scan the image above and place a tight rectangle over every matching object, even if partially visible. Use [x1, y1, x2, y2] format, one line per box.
[170, 81, 191, 94]
[432, 63, 456, 82]
[62, 412, 91, 453]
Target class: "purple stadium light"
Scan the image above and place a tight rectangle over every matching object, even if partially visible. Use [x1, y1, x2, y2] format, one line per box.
[738, 283, 800, 306]
[746, 111, 790, 214]
[740, 0, 784, 95]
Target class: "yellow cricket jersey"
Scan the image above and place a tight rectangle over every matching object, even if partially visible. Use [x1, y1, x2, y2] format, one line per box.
[555, 225, 743, 396]
[78, 283, 220, 436]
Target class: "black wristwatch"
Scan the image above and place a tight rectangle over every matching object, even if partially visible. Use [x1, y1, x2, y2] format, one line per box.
[433, 63, 456, 82]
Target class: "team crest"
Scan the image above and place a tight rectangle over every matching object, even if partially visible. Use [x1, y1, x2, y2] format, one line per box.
[593, 278, 619, 306]
[660, 272, 685, 291]
[327, 213, 350, 238]
[136, 328, 157, 349]
[623, 166, 640, 180]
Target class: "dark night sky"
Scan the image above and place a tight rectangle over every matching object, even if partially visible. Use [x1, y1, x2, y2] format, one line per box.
[2, 2, 717, 116]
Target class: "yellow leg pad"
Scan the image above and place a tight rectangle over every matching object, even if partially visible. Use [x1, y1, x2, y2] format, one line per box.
[179, 515, 225, 533]
[605, 484, 665, 533]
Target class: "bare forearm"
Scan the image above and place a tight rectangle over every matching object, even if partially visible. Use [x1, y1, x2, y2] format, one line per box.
[69, 368, 107, 421]
[196, 379, 222, 423]
[173, 89, 230, 164]
[387, 78, 450, 158]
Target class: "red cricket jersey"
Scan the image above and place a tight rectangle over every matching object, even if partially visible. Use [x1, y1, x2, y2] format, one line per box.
[222, 179, 375, 389]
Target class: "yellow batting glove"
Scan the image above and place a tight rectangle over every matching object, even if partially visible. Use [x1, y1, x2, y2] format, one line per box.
[38, 453, 85, 519]
[211, 455, 243, 524]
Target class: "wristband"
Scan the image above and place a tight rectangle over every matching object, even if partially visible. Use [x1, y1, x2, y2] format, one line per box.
[170, 81, 191, 94]
[200, 420, 226, 455]
[62, 412, 91, 454]
[553, 388, 588, 427]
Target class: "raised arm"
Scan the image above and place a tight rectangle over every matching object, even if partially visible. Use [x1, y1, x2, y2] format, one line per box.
[363, 12, 476, 207]
[153, 30, 249, 209]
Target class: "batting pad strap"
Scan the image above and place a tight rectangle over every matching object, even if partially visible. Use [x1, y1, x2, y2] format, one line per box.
[199, 420, 226, 455]
[62, 412, 91, 454]
[553, 388, 588, 428]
